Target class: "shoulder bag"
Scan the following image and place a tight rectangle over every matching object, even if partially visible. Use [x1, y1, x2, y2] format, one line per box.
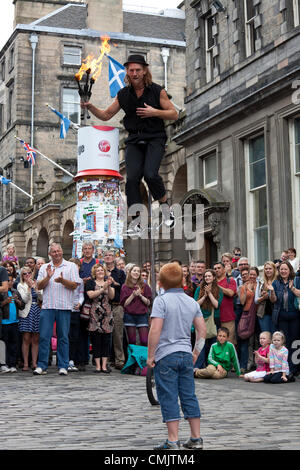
[237, 300, 257, 340]
[80, 302, 92, 321]
[256, 283, 267, 318]
[204, 308, 217, 339]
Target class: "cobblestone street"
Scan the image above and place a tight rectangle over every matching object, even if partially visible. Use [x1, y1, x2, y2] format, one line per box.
[1, 366, 300, 451]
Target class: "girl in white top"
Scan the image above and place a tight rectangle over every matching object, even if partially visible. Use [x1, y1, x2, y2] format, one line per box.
[287, 248, 299, 273]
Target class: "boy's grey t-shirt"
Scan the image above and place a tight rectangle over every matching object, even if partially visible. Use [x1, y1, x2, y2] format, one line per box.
[151, 288, 203, 362]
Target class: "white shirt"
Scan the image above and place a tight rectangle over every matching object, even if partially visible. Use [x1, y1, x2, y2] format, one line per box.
[37, 259, 81, 311]
[290, 257, 299, 273]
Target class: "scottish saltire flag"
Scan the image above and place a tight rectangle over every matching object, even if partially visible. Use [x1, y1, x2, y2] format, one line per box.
[19, 140, 36, 166]
[107, 55, 126, 98]
[0, 175, 11, 185]
[49, 107, 71, 139]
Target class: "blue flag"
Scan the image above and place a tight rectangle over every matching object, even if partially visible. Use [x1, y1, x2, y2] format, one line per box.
[49, 107, 71, 139]
[0, 175, 11, 185]
[107, 55, 126, 98]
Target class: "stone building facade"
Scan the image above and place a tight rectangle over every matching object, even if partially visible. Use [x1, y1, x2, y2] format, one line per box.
[0, 0, 186, 264]
[173, 0, 300, 267]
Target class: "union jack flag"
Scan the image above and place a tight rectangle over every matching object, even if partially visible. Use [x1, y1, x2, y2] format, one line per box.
[19, 140, 36, 165]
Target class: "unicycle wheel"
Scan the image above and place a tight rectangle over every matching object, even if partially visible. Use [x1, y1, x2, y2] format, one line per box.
[146, 366, 160, 406]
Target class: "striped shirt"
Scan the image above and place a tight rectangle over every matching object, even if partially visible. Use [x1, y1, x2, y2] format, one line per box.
[269, 344, 289, 374]
[37, 259, 81, 311]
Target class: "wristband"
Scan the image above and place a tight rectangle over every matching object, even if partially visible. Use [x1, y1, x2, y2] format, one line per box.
[195, 337, 205, 353]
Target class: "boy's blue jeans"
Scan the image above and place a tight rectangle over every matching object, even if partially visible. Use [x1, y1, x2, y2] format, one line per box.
[154, 351, 201, 423]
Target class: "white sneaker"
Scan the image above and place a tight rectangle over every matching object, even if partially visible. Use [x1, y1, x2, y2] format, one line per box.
[10, 367, 17, 373]
[126, 221, 142, 238]
[59, 368, 68, 376]
[68, 361, 78, 372]
[1, 365, 11, 373]
[160, 203, 175, 229]
[33, 367, 47, 375]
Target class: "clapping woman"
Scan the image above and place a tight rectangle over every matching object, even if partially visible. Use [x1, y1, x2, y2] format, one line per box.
[270, 261, 300, 379]
[85, 264, 115, 373]
[120, 265, 152, 347]
[194, 269, 223, 368]
[17, 267, 42, 371]
[255, 261, 277, 334]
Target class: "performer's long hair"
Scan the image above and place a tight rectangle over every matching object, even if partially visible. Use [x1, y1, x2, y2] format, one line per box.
[124, 66, 153, 87]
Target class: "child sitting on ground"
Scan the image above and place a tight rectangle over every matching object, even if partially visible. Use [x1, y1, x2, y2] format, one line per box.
[243, 331, 271, 382]
[263, 331, 289, 384]
[194, 327, 241, 379]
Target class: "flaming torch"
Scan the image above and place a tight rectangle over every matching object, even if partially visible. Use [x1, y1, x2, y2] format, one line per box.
[75, 35, 110, 122]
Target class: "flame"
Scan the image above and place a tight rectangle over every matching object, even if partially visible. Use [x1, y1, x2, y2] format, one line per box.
[75, 35, 111, 82]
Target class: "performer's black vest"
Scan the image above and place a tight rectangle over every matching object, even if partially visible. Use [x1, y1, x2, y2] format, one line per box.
[117, 82, 166, 136]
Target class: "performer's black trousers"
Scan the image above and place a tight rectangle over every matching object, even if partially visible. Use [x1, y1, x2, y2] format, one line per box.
[125, 138, 166, 208]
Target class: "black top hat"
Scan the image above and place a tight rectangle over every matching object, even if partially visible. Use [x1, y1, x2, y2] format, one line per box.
[124, 54, 149, 67]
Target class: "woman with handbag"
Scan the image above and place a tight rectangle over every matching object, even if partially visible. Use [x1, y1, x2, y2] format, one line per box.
[85, 264, 115, 373]
[255, 261, 277, 335]
[17, 267, 42, 371]
[270, 261, 300, 379]
[194, 269, 223, 368]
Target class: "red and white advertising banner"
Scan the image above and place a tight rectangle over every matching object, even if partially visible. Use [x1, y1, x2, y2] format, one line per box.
[77, 126, 120, 176]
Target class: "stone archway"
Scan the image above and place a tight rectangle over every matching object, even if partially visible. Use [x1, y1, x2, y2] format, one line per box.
[179, 188, 230, 265]
[36, 228, 49, 260]
[62, 220, 74, 260]
[26, 238, 33, 257]
[172, 164, 187, 204]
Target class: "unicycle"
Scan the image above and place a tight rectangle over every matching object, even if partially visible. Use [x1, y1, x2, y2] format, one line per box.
[146, 366, 160, 406]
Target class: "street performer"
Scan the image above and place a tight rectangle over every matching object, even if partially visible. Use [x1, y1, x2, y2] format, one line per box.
[81, 54, 178, 234]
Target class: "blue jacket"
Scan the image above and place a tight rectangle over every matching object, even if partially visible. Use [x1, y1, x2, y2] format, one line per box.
[272, 277, 300, 325]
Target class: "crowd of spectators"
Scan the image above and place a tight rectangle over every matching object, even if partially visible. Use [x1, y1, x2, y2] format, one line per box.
[0, 242, 300, 383]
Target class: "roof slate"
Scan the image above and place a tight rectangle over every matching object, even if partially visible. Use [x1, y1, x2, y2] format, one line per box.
[37, 5, 87, 30]
[123, 11, 185, 42]
[36, 4, 185, 41]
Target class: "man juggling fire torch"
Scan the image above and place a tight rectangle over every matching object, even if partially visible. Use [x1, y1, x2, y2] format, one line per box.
[80, 54, 178, 235]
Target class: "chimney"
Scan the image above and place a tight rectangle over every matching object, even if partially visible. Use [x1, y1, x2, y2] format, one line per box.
[86, 0, 123, 33]
[13, 0, 79, 27]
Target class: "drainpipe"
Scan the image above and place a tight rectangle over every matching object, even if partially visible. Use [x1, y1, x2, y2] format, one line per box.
[161, 47, 169, 91]
[160, 47, 182, 112]
[29, 33, 38, 204]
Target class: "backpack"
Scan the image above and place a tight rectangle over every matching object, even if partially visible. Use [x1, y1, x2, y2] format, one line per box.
[237, 300, 257, 340]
